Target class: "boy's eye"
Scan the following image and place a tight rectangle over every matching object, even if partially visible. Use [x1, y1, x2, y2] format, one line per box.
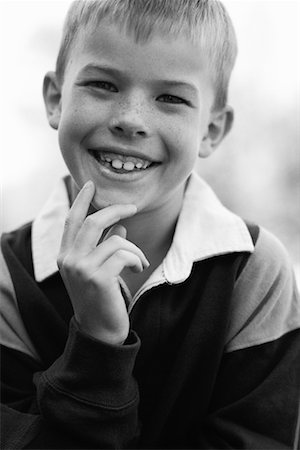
[86, 81, 118, 92]
[157, 94, 188, 105]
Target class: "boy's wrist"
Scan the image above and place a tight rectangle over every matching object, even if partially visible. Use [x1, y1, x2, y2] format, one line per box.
[75, 317, 129, 345]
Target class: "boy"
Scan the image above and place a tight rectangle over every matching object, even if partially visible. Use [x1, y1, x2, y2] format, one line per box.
[1, 0, 299, 448]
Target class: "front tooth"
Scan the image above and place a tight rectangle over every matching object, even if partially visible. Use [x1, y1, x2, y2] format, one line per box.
[123, 161, 135, 171]
[112, 159, 123, 169]
[135, 162, 143, 169]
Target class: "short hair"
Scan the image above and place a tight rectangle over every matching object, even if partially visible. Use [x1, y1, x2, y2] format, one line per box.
[55, 0, 238, 110]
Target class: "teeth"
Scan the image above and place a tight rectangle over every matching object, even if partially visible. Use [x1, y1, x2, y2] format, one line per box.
[123, 161, 135, 171]
[111, 159, 123, 169]
[94, 151, 153, 171]
[111, 158, 146, 171]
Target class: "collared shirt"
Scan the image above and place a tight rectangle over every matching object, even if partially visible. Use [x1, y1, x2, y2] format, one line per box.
[31, 171, 254, 298]
[2, 172, 299, 361]
[1, 171, 300, 450]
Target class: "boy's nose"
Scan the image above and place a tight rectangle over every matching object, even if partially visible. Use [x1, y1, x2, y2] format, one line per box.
[108, 96, 151, 139]
[108, 117, 148, 139]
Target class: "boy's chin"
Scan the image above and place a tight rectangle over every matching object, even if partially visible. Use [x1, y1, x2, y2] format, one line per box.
[91, 191, 138, 211]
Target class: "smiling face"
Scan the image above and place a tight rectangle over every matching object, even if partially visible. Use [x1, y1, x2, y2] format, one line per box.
[44, 21, 226, 214]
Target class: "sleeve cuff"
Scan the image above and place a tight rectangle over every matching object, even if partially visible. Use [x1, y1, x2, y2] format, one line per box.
[42, 317, 140, 408]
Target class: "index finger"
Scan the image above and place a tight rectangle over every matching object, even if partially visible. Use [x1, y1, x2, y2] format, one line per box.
[73, 203, 138, 254]
[60, 180, 95, 254]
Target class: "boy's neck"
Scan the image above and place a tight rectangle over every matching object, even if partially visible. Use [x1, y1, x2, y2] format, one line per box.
[123, 186, 185, 262]
[119, 185, 185, 296]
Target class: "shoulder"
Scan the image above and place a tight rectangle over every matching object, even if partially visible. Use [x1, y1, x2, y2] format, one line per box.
[225, 226, 300, 352]
[243, 225, 294, 282]
[0, 224, 40, 360]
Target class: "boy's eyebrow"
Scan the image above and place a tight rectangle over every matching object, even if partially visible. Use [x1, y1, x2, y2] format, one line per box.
[155, 80, 198, 94]
[77, 63, 198, 94]
[77, 63, 124, 78]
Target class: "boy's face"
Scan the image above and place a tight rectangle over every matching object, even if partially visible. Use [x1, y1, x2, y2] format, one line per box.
[46, 21, 225, 213]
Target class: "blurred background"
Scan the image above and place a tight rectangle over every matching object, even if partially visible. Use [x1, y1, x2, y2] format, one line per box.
[0, 0, 299, 285]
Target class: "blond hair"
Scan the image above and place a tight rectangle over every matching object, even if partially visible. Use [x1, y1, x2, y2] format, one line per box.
[56, 0, 238, 109]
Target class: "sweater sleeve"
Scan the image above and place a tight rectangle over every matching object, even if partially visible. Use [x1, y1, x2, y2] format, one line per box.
[1, 318, 141, 449]
[197, 227, 300, 449]
[0, 241, 141, 449]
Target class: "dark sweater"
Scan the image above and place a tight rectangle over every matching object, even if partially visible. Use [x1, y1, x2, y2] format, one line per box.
[1, 222, 300, 449]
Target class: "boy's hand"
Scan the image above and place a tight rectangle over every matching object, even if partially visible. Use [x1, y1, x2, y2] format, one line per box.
[57, 181, 149, 345]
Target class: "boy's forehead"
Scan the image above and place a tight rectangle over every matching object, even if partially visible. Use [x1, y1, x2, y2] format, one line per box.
[70, 20, 212, 85]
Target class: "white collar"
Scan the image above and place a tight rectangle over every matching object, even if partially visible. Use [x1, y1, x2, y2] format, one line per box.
[32, 172, 254, 283]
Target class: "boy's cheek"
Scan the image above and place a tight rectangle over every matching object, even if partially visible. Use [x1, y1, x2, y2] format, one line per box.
[57, 110, 89, 146]
[58, 99, 111, 141]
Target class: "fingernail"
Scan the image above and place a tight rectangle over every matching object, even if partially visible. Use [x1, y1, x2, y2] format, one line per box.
[127, 204, 138, 213]
[84, 180, 93, 189]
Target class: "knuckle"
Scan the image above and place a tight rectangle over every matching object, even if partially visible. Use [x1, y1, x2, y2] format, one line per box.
[84, 215, 97, 229]
[61, 255, 83, 275]
[88, 270, 106, 289]
[64, 215, 76, 231]
[59, 253, 93, 279]
[115, 249, 136, 264]
[110, 235, 124, 246]
[115, 249, 127, 260]
[73, 261, 89, 278]
[61, 255, 74, 271]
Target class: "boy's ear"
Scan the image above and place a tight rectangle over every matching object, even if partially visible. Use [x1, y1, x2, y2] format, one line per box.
[199, 106, 234, 158]
[43, 71, 62, 130]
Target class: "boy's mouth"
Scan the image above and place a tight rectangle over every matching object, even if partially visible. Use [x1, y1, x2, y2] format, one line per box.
[88, 149, 158, 174]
